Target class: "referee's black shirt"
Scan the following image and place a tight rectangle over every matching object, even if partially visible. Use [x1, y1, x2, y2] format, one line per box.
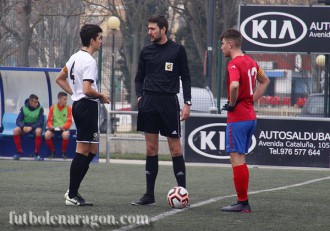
[135, 39, 191, 102]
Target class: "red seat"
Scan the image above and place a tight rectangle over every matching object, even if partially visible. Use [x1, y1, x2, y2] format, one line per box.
[281, 97, 291, 106]
[258, 96, 267, 104]
[296, 97, 306, 107]
[270, 96, 280, 106]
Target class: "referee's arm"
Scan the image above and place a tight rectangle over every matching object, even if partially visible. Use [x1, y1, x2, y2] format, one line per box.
[178, 46, 191, 102]
[135, 50, 146, 99]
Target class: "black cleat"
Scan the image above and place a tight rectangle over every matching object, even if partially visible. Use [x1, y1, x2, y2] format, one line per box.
[221, 202, 252, 213]
[131, 194, 155, 206]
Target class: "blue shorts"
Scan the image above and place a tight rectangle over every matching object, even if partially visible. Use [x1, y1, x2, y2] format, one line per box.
[226, 120, 257, 154]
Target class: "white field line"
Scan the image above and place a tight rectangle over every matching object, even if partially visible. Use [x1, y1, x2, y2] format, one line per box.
[114, 175, 330, 231]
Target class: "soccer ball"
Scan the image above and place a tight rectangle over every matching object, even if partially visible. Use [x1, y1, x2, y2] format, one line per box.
[167, 186, 189, 209]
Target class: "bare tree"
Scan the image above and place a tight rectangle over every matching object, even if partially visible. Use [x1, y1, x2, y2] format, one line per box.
[37, 0, 84, 67]
[170, 0, 240, 93]
[0, 0, 88, 67]
[0, 0, 39, 66]
[83, 0, 169, 109]
[0, 1, 16, 65]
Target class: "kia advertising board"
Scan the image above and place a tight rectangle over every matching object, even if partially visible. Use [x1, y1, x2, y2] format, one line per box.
[239, 5, 330, 53]
[184, 116, 330, 168]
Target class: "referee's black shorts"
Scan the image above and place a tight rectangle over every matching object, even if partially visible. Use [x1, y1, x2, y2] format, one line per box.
[72, 99, 99, 143]
[137, 93, 181, 138]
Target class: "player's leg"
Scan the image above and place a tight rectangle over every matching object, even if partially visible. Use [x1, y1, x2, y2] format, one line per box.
[221, 120, 256, 213]
[34, 127, 43, 160]
[66, 142, 92, 206]
[45, 130, 55, 158]
[161, 95, 186, 188]
[13, 127, 23, 159]
[131, 133, 158, 206]
[61, 130, 70, 159]
[132, 94, 159, 205]
[77, 142, 98, 189]
[167, 137, 186, 188]
[65, 99, 97, 206]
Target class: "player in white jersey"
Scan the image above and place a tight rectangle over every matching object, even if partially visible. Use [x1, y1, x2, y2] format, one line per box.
[56, 24, 110, 206]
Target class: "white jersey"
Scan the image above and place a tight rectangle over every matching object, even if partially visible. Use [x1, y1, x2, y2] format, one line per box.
[66, 50, 99, 102]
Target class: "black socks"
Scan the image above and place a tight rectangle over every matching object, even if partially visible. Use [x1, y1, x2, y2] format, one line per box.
[68, 152, 95, 198]
[80, 152, 96, 183]
[145, 155, 186, 197]
[172, 155, 186, 188]
[145, 155, 158, 196]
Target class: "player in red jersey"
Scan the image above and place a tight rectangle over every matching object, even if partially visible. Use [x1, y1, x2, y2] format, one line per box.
[220, 28, 270, 212]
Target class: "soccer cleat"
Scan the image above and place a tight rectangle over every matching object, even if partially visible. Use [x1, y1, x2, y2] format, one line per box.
[221, 202, 252, 213]
[65, 194, 93, 206]
[12, 153, 22, 160]
[48, 151, 55, 159]
[62, 152, 67, 159]
[64, 190, 85, 203]
[131, 194, 155, 206]
[64, 189, 69, 199]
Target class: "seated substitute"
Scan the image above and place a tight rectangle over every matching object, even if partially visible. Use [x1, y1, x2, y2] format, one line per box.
[12, 94, 44, 161]
[45, 91, 73, 159]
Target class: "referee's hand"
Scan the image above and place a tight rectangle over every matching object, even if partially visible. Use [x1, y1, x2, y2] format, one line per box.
[180, 104, 190, 121]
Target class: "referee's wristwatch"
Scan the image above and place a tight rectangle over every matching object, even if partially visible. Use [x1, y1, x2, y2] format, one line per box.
[184, 100, 192, 106]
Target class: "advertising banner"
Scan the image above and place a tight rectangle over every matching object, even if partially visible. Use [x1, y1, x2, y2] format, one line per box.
[239, 5, 330, 53]
[184, 116, 330, 168]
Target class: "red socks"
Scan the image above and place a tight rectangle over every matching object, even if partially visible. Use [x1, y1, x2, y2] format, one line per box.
[46, 139, 69, 153]
[45, 139, 55, 152]
[13, 135, 22, 153]
[62, 140, 69, 153]
[35, 136, 42, 153]
[233, 163, 249, 202]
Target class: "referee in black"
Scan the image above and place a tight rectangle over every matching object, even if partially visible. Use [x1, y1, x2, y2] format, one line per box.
[131, 15, 192, 206]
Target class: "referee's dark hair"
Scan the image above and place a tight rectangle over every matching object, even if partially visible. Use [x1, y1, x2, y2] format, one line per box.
[80, 24, 103, 47]
[148, 15, 168, 34]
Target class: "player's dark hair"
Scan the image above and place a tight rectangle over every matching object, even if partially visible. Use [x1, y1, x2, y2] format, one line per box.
[80, 24, 103, 47]
[57, 91, 67, 99]
[29, 94, 38, 101]
[148, 15, 168, 34]
[220, 28, 242, 47]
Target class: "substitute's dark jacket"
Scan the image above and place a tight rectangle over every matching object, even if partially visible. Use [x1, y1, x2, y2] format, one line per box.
[135, 39, 191, 102]
[16, 98, 44, 129]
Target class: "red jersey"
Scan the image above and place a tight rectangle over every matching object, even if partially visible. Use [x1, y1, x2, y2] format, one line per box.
[226, 55, 262, 123]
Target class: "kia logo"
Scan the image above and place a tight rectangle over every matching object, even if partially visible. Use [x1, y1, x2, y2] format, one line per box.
[188, 123, 256, 160]
[240, 12, 307, 47]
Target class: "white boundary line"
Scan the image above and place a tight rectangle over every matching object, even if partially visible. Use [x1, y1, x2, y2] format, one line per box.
[115, 175, 330, 231]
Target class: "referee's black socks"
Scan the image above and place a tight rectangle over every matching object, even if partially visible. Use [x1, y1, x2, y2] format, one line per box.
[145, 155, 158, 196]
[172, 155, 186, 188]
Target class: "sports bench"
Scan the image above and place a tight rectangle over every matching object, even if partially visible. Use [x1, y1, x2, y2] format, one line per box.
[0, 112, 77, 159]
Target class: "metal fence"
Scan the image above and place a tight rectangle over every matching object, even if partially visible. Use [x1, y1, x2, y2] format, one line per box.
[1, 36, 329, 118]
